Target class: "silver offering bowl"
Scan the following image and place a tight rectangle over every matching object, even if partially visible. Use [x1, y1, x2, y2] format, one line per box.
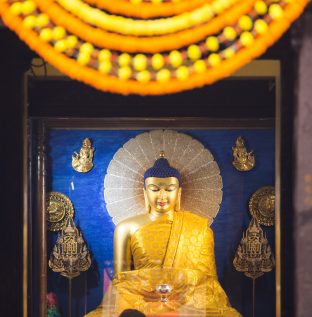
[155, 284, 173, 302]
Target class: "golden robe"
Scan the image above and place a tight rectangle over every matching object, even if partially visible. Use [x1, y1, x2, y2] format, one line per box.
[86, 211, 242, 317]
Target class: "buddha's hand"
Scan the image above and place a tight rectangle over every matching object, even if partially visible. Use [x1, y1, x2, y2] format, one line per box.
[141, 290, 182, 303]
[141, 290, 162, 302]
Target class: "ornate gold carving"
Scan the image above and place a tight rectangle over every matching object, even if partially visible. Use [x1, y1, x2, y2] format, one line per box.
[47, 192, 74, 231]
[232, 136, 255, 171]
[159, 150, 165, 158]
[49, 217, 91, 279]
[249, 186, 275, 226]
[233, 217, 275, 279]
[72, 138, 95, 173]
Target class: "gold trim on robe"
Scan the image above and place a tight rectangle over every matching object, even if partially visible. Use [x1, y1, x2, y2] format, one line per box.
[85, 211, 242, 317]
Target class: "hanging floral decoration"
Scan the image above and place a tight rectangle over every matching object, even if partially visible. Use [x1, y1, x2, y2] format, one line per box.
[0, 0, 308, 95]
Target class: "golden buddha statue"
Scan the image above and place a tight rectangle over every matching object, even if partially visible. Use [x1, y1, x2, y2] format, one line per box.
[86, 152, 242, 317]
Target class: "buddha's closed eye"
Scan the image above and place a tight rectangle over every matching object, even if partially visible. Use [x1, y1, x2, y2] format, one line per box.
[148, 184, 177, 192]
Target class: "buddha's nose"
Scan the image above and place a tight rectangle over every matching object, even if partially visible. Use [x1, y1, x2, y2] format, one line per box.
[159, 188, 167, 199]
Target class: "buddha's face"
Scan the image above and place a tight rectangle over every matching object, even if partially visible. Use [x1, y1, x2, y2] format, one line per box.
[144, 177, 181, 213]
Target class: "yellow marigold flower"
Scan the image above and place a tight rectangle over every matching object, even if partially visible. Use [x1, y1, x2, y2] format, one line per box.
[169, 50, 182, 68]
[98, 49, 111, 62]
[206, 36, 219, 52]
[254, 19, 268, 34]
[223, 47, 235, 59]
[66, 35, 78, 49]
[208, 53, 221, 67]
[118, 66, 132, 80]
[240, 32, 254, 47]
[23, 16, 36, 29]
[187, 45, 201, 61]
[54, 40, 67, 53]
[269, 4, 284, 19]
[151, 0, 162, 3]
[254, 1, 267, 14]
[77, 52, 90, 65]
[52, 27, 66, 41]
[10, 3, 23, 15]
[176, 66, 189, 81]
[80, 42, 94, 54]
[36, 14, 49, 28]
[212, 1, 224, 14]
[40, 28, 53, 42]
[194, 60, 206, 73]
[152, 54, 164, 70]
[118, 53, 131, 67]
[189, 10, 204, 24]
[133, 54, 147, 71]
[202, 4, 214, 19]
[136, 70, 151, 83]
[239, 16, 253, 31]
[223, 27, 236, 41]
[130, 0, 142, 4]
[22, 1, 35, 14]
[156, 69, 171, 82]
[99, 61, 112, 74]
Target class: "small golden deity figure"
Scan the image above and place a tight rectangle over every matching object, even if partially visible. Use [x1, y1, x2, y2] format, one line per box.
[232, 137, 255, 172]
[86, 153, 241, 317]
[72, 138, 95, 173]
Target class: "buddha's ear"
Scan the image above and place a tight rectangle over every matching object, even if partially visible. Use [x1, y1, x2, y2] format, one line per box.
[176, 187, 182, 211]
[143, 188, 151, 213]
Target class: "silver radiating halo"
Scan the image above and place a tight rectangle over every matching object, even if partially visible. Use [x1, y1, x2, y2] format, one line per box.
[104, 130, 223, 225]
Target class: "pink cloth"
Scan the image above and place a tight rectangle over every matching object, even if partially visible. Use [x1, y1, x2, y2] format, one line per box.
[47, 292, 58, 308]
[103, 269, 111, 292]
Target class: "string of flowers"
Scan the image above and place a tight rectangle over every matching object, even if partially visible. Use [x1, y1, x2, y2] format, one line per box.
[0, 0, 309, 95]
[34, 0, 256, 52]
[56, 0, 241, 36]
[83, 0, 210, 19]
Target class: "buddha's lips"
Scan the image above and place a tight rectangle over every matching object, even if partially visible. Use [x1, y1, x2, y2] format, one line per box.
[157, 201, 167, 207]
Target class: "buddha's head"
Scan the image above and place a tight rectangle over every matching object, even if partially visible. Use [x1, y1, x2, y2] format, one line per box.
[143, 152, 181, 213]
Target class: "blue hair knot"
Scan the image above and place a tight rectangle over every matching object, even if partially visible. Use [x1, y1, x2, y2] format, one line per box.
[144, 157, 181, 185]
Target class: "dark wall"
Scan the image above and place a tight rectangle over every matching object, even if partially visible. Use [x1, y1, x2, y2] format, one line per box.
[28, 77, 275, 119]
[0, 29, 34, 316]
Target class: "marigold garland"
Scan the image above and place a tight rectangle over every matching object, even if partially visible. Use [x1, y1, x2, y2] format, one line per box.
[0, 0, 309, 95]
[83, 0, 216, 19]
[56, 0, 241, 36]
[34, 0, 257, 52]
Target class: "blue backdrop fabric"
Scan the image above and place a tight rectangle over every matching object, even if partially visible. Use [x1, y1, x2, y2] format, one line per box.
[47, 129, 275, 317]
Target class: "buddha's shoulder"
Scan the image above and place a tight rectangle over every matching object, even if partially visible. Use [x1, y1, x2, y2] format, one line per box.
[179, 210, 209, 224]
[179, 211, 214, 235]
[114, 213, 150, 235]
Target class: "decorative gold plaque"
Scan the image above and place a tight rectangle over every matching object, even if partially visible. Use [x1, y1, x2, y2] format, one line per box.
[46, 192, 74, 231]
[249, 186, 275, 226]
[72, 138, 95, 173]
[232, 136, 255, 172]
[233, 216, 275, 317]
[49, 217, 91, 279]
[233, 217, 275, 279]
